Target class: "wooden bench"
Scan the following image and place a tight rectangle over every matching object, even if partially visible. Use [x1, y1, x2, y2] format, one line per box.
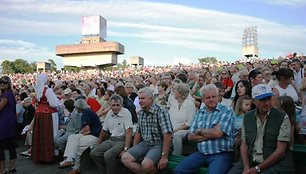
[80, 147, 172, 174]
[168, 155, 209, 174]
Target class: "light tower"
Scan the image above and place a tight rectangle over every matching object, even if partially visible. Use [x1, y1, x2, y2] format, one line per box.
[242, 26, 258, 60]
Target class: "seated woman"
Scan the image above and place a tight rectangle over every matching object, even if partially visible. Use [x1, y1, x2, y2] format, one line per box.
[155, 81, 169, 108]
[169, 83, 196, 155]
[58, 99, 102, 174]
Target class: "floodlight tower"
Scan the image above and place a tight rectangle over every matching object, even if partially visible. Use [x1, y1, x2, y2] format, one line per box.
[242, 26, 258, 60]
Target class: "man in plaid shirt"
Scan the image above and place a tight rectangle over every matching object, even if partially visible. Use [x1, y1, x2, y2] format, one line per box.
[121, 87, 173, 174]
[175, 84, 234, 174]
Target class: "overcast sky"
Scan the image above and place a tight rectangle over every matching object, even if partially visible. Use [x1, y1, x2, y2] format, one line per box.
[0, 0, 305, 68]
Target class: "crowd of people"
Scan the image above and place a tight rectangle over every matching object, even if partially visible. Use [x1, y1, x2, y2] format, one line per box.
[0, 56, 306, 174]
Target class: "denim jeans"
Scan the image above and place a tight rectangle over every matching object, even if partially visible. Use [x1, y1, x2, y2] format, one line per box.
[175, 151, 233, 174]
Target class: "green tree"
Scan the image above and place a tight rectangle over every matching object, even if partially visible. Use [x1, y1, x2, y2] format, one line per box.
[62, 66, 81, 72]
[1, 60, 13, 74]
[48, 59, 57, 71]
[30, 62, 37, 72]
[122, 59, 127, 69]
[198, 57, 218, 64]
[12, 59, 33, 73]
[1, 59, 36, 74]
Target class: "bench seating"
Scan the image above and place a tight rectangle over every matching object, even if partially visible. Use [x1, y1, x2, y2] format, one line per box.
[80, 147, 172, 174]
[166, 140, 208, 174]
[292, 144, 306, 174]
[168, 155, 209, 174]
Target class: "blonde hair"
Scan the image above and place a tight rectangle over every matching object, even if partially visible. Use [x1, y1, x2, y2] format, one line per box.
[235, 95, 252, 115]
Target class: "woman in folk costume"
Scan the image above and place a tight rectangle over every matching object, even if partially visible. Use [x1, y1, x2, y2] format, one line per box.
[32, 74, 60, 162]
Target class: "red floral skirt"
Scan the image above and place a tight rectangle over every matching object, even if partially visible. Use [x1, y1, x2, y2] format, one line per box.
[32, 112, 55, 162]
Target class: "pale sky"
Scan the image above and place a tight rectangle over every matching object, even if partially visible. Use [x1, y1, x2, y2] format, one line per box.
[0, 0, 306, 68]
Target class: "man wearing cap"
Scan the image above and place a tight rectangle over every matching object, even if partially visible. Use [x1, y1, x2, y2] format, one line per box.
[63, 88, 72, 102]
[227, 84, 294, 174]
[270, 60, 279, 73]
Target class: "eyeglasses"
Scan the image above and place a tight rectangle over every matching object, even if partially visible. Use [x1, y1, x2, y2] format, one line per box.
[221, 73, 227, 75]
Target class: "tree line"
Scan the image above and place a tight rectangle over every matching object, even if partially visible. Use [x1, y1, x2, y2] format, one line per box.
[0, 59, 81, 74]
[1, 57, 219, 74]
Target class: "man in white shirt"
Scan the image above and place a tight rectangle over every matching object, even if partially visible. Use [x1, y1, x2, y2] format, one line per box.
[90, 94, 133, 174]
[292, 59, 304, 88]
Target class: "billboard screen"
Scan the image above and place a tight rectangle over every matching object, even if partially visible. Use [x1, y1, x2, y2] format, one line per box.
[81, 15, 107, 38]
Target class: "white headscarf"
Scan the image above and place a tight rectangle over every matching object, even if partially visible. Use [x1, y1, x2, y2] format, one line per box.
[35, 74, 48, 102]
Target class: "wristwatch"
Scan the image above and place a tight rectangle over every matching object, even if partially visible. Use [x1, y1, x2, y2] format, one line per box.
[255, 166, 261, 173]
[124, 147, 129, 151]
[161, 152, 168, 157]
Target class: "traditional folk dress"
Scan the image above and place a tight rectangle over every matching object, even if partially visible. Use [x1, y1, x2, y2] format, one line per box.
[32, 85, 60, 162]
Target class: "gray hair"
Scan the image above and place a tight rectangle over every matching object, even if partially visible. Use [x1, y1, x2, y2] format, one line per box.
[238, 70, 249, 79]
[109, 94, 123, 104]
[138, 87, 154, 99]
[74, 99, 89, 110]
[23, 97, 32, 103]
[83, 84, 91, 90]
[174, 83, 190, 99]
[200, 84, 219, 98]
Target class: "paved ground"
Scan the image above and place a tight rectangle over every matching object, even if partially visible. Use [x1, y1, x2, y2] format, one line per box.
[3, 140, 98, 174]
[5, 140, 173, 174]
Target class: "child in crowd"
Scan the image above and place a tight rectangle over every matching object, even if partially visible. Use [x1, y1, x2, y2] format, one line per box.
[233, 95, 252, 162]
[275, 96, 298, 148]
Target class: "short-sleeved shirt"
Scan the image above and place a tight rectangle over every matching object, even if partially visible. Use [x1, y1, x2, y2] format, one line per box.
[241, 111, 291, 163]
[16, 104, 25, 124]
[234, 114, 244, 136]
[103, 107, 133, 137]
[82, 108, 102, 137]
[137, 103, 173, 145]
[87, 97, 102, 113]
[189, 103, 234, 155]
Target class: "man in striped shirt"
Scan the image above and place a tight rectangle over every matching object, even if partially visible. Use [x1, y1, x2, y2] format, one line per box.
[175, 84, 234, 174]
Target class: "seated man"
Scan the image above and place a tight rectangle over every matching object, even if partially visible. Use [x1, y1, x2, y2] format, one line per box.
[55, 99, 82, 154]
[58, 99, 101, 174]
[227, 84, 294, 174]
[90, 94, 133, 174]
[175, 84, 234, 174]
[121, 87, 173, 174]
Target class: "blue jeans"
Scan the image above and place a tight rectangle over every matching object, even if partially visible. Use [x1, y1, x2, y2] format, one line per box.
[175, 151, 233, 174]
